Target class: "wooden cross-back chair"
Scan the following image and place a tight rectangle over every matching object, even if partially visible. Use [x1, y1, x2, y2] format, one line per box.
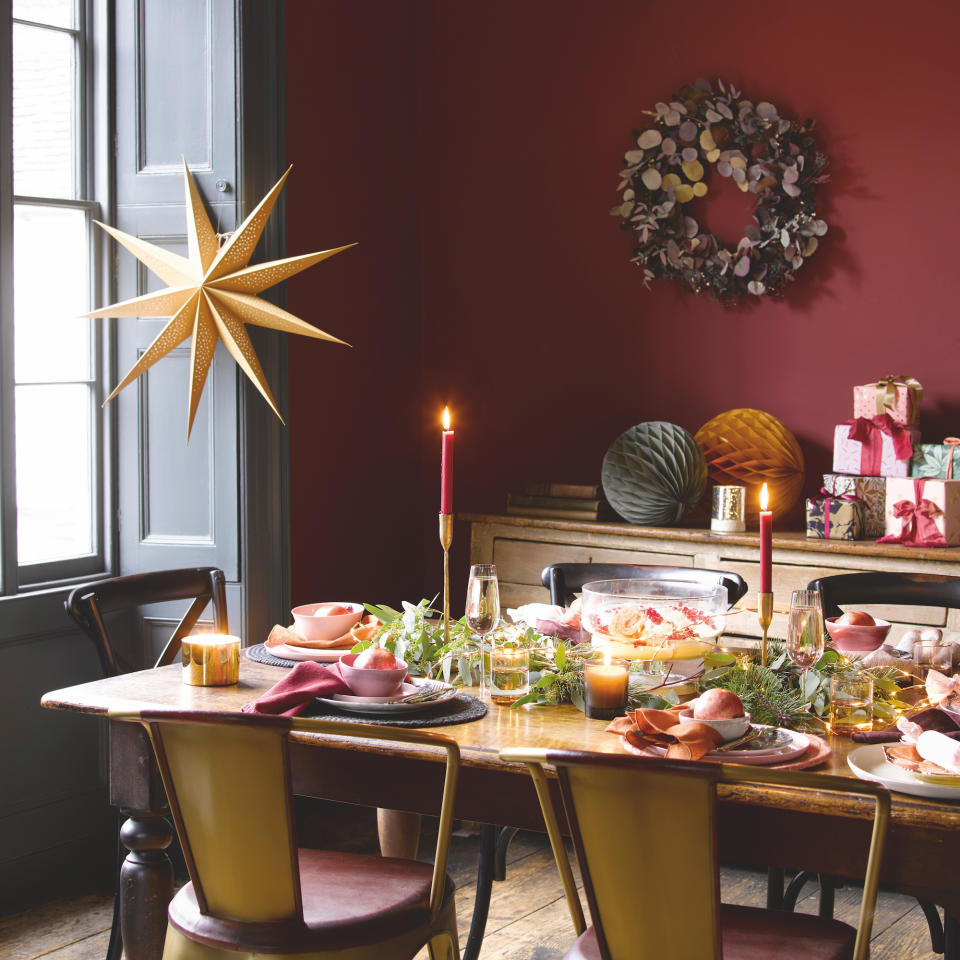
[108, 708, 461, 960]
[64, 567, 228, 960]
[65, 566, 228, 676]
[541, 562, 748, 610]
[503, 748, 890, 960]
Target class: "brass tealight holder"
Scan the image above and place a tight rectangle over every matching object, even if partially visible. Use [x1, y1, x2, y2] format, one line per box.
[757, 592, 773, 667]
[182, 634, 241, 686]
[439, 513, 453, 645]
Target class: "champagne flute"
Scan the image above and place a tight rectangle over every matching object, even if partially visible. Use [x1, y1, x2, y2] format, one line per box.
[786, 589, 825, 712]
[465, 564, 500, 699]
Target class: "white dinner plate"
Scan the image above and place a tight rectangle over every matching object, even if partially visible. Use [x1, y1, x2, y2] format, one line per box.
[316, 678, 457, 715]
[848, 744, 960, 800]
[641, 726, 810, 765]
[267, 642, 351, 663]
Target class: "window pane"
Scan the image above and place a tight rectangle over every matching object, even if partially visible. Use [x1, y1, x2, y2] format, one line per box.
[13, 0, 76, 30]
[14, 204, 91, 381]
[13, 22, 76, 198]
[16, 383, 95, 564]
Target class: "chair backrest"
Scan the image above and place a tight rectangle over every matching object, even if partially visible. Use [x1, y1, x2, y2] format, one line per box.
[809, 572, 960, 620]
[502, 748, 889, 960]
[65, 567, 228, 675]
[541, 563, 748, 610]
[108, 708, 460, 929]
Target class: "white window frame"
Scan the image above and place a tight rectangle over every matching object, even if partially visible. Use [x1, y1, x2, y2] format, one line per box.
[0, 0, 113, 594]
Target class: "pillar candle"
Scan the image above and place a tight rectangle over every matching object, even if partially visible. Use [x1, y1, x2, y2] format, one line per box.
[441, 406, 454, 515]
[182, 634, 241, 686]
[759, 483, 772, 593]
[584, 657, 629, 719]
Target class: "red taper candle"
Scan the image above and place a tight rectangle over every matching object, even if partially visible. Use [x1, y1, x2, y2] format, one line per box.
[440, 406, 454, 514]
[758, 483, 772, 593]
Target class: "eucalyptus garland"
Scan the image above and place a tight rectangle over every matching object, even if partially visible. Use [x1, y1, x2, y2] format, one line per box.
[611, 78, 829, 303]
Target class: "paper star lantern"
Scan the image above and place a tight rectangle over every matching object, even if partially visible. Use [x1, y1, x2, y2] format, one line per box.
[87, 161, 354, 438]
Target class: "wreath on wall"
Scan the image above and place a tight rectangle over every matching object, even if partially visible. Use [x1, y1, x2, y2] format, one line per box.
[611, 78, 829, 304]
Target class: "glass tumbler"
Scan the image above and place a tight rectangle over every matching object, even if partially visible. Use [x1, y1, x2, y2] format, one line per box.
[490, 646, 529, 705]
[829, 672, 874, 736]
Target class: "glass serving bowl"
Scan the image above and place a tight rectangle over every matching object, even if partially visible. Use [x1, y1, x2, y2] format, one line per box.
[580, 579, 727, 667]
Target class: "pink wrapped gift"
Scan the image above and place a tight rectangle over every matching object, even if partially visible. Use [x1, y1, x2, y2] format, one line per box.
[833, 414, 918, 477]
[853, 375, 922, 426]
[879, 477, 960, 547]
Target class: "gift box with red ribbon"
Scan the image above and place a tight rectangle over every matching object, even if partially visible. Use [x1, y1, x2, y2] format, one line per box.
[879, 477, 960, 547]
[805, 489, 866, 540]
[910, 438, 960, 480]
[853, 375, 922, 426]
[832, 414, 919, 477]
[822, 473, 887, 536]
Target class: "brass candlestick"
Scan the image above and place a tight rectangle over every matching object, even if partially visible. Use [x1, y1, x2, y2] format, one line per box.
[757, 592, 774, 666]
[439, 513, 454, 645]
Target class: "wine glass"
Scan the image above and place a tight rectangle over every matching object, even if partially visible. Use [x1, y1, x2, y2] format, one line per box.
[465, 563, 500, 699]
[786, 589, 825, 711]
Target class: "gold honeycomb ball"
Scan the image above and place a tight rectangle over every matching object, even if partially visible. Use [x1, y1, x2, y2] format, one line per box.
[694, 408, 805, 523]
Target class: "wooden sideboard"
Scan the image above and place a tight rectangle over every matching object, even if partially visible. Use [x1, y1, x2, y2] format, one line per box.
[465, 513, 960, 645]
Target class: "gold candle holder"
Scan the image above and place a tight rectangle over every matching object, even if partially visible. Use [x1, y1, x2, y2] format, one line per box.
[711, 485, 746, 533]
[439, 513, 454, 646]
[757, 592, 773, 667]
[182, 634, 241, 686]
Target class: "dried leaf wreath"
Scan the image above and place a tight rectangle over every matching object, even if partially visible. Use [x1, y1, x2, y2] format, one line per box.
[611, 78, 829, 304]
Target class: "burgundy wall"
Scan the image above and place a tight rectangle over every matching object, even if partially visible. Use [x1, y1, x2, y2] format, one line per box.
[287, 1, 960, 606]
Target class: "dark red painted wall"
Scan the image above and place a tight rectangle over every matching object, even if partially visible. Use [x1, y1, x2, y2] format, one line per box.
[287, 1, 960, 607]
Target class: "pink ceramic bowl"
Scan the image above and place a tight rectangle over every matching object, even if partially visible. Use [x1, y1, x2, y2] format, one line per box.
[291, 602, 364, 644]
[338, 653, 408, 697]
[824, 616, 891, 654]
[678, 708, 751, 743]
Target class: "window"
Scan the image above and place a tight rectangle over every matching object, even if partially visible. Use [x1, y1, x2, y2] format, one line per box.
[2, 0, 106, 589]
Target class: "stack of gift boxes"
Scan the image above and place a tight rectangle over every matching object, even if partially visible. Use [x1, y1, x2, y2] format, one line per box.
[806, 376, 960, 546]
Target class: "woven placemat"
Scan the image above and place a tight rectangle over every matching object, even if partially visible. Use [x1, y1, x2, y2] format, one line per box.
[304, 694, 486, 728]
[245, 642, 308, 668]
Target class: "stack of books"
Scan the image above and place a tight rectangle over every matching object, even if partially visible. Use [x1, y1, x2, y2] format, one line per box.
[506, 483, 607, 521]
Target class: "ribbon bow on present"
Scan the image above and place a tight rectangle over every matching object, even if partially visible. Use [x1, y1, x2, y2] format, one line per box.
[878, 478, 947, 547]
[873, 375, 923, 421]
[809, 487, 863, 539]
[844, 413, 915, 476]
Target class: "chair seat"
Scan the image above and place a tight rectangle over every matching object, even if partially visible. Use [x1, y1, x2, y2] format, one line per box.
[565, 904, 856, 960]
[169, 848, 455, 954]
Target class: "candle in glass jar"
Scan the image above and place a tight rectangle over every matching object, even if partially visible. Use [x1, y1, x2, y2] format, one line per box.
[440, 406, 454, 515]
[181, 634, 241, 686]
[584, 656, 629, 720]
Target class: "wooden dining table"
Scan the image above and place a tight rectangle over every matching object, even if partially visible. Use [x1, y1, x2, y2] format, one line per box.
[42, 656, 960, 960]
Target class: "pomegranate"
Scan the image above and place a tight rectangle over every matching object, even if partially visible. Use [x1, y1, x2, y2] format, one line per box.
[353, 646, 398, 670]
[313, 603, 353, 617]
[837, 610, 876, 627]
[693, 688, 745, 720]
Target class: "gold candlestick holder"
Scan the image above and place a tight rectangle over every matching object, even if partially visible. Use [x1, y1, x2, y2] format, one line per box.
[757, 592, 774, 666]
[439, 513, 454, 645]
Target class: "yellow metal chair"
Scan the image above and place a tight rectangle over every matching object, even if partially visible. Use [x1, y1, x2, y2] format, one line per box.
[501, 748, 890, 960]
[109, 708, 460, 960]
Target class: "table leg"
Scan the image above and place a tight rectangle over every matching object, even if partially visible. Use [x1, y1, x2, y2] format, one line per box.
[463, 825, 499, 960]
[945, 908, 960, 960]
[118, 811, 174, 960]
[766, 867, 785, 910]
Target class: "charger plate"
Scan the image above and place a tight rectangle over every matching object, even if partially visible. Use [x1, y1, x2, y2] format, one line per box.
[316, 678, 457, 715]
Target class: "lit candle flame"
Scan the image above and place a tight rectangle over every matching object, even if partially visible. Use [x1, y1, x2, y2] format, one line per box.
[759, 482, 769, 511]
[442, 406, 451, 431]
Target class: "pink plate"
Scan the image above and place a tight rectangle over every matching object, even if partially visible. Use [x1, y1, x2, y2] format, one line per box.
[621, 726, 812, 765]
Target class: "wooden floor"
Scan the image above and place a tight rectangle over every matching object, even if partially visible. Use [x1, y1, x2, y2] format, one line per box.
[0, 801, 939, 960]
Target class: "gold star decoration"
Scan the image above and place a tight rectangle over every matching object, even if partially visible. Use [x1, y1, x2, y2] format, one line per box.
[86, 161, 355, 438]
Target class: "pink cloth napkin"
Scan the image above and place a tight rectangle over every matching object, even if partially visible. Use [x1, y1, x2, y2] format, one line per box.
[242, 661, 351, 716]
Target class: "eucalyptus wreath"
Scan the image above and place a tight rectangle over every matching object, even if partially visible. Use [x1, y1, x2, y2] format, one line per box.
[611, 78, 829, 303]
